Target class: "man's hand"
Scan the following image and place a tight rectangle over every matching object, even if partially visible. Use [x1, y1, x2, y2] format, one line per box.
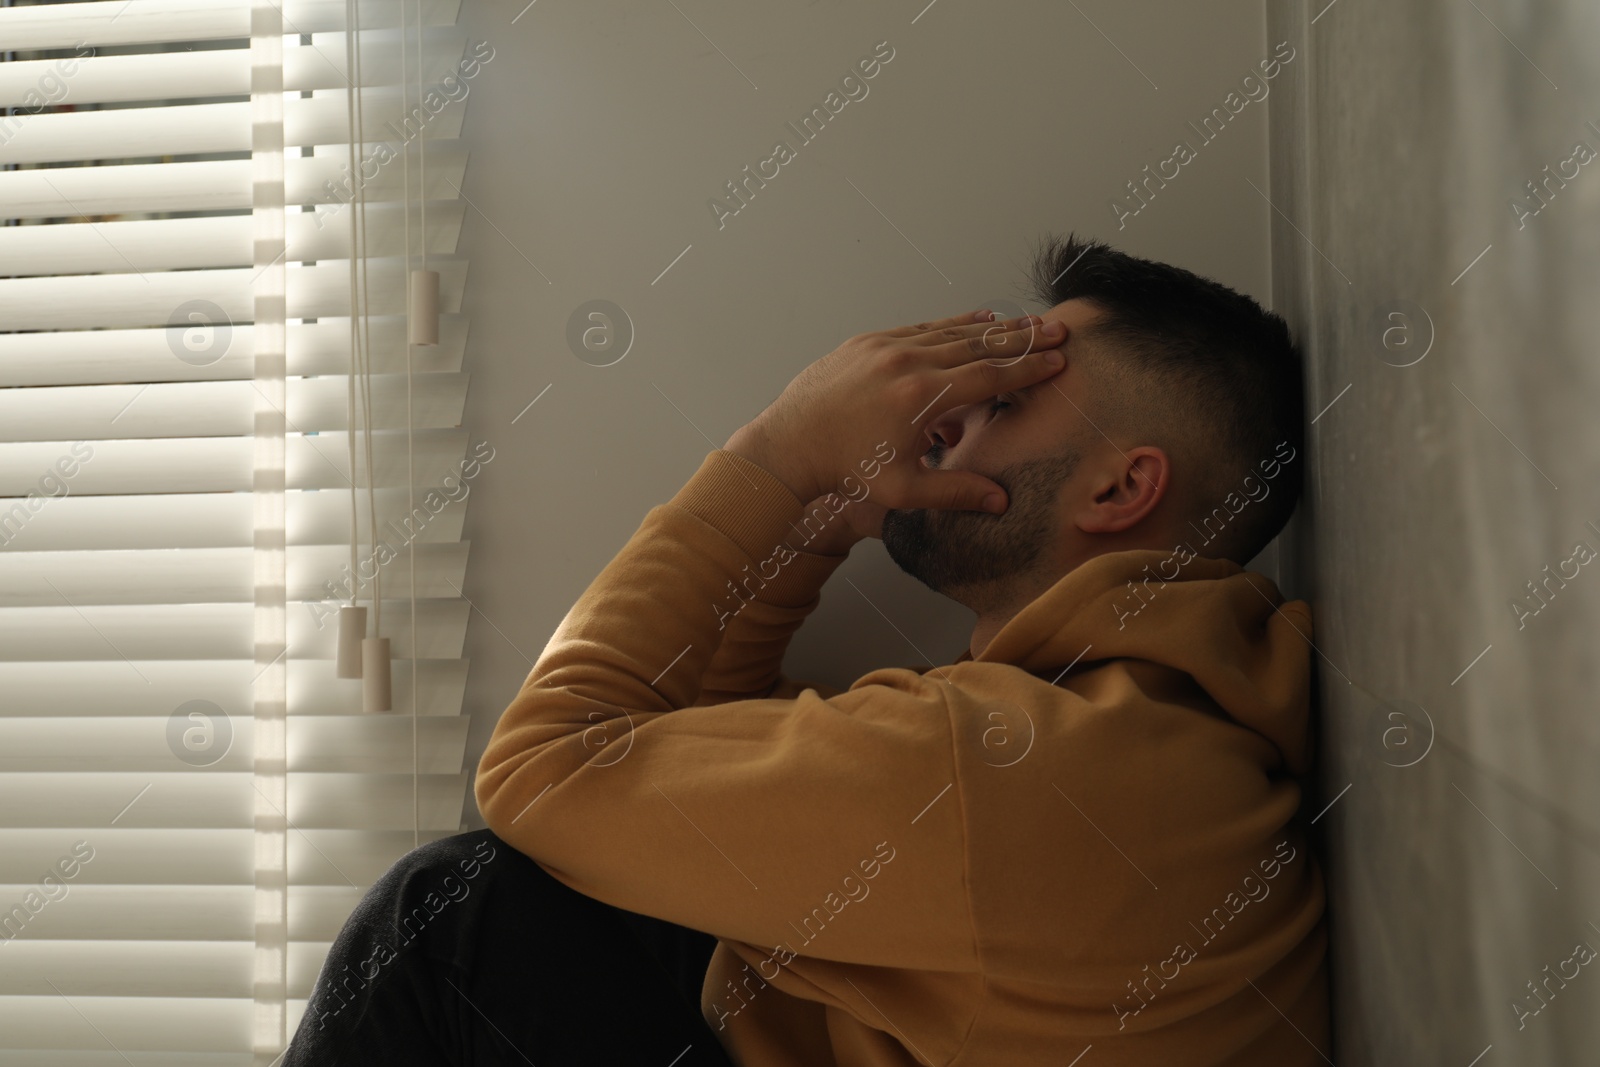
[724, 309, 1066, 515]
[789, 492, 890, 557]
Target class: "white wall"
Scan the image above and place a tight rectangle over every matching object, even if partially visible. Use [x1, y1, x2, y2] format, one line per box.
[1268, 0, 1600, 1062]
[450, 0, 1278, 823]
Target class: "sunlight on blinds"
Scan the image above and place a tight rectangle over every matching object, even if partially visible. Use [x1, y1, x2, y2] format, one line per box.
[0, 1, 481, 1060]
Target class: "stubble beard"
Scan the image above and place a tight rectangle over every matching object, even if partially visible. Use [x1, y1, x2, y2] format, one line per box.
[880, 445, 1083, 613]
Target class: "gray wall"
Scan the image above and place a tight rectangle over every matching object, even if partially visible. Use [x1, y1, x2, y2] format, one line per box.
[1268, 0, 1600, 1062]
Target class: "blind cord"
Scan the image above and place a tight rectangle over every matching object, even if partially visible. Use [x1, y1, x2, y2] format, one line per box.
[343, 2, 359, 606]
[403, 0, 420, 846]
[355, 7, 379, 640]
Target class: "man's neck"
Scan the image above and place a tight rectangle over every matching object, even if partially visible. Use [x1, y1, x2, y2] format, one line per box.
[965, 570, 1063, 660]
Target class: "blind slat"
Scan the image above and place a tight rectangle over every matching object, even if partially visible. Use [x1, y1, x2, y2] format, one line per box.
[0, 599, 471, 661]
[0, 830, 458, 888]
[0, 941, 378, 1002]
[0, 489, 470, 552]
[0, 996, 257, 1055]
[0, 541, 470, 606]
[0, 31, 469, 107]
[0, 0, 463, 51]
[0, 659, 471, 717]
[0, 884, 365, 942]
[0, 202, 466, 277]
[0, 374, 468, 442]
[0, 773, 469, 827]
[1, 90, 465, 166]
[0, 258, 469, 331]
[0, 143, 468, 222]
[0, 717, 469, 773]
[0, 429, 471, 495]
[0, 317, 469, 388]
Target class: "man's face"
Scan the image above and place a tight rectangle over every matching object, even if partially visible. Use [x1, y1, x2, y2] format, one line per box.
[880, 299, 1106, 609]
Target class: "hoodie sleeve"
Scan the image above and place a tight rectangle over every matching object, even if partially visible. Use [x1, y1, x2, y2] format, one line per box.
[474, 449, 978, 972]
[690, 536, 850, 707]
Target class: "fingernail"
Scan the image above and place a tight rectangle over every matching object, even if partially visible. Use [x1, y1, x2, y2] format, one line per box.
[1042, 320, 1064, 336]
[1044, 350, 1064, 365]
[983, 493, 1005, 513]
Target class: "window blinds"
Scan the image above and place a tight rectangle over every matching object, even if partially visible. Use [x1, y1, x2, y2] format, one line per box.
[0, 0, 479, 1059]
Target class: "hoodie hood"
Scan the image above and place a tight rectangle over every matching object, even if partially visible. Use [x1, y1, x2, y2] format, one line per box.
[964, 547, 1316, 777]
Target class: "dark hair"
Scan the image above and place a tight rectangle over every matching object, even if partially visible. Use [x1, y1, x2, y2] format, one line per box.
[1023, 232, 1305, 566]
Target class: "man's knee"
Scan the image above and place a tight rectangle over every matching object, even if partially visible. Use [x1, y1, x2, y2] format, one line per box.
[288, 832, 517, 1060]
[377, 829, 608, 953]
[384, 831, 502, 889]
[379, 830, 506, 916]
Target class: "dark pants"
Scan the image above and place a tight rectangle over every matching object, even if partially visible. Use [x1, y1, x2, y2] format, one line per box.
[283, 828, 738, 1066]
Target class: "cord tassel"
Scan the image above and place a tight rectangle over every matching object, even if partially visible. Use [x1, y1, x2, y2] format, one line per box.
[335, 605, 367, 678]
[362, 636, 392, 712]
[408, 269, 439, 345]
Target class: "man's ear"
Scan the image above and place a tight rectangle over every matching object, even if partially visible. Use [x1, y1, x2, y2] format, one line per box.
[1077, 446, 1168, 533]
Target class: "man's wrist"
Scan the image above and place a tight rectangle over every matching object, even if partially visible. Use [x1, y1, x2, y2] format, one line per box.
[792, 517, 861, 558]
[723, 422, 821, 503]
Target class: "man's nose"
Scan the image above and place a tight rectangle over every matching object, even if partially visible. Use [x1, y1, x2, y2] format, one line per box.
[922, 404, 980, 456]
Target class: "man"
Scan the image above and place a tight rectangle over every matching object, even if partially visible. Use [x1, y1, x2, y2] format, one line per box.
[286, 233, 1327, 1066]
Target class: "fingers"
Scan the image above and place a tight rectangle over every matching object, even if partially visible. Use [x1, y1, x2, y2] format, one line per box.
[895, 469, 1009, 515]
[883, 309, 995, 338]
[919, 317, 1058, 367]
[938, 343, 1065, 416]
[884, 311, 1055, 365]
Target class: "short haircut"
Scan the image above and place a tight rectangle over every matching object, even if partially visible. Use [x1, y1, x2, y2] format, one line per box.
[1024, 232, 1305, 566]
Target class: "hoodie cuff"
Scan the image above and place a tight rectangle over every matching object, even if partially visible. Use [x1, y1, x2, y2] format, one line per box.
[666, 449, 852, 608]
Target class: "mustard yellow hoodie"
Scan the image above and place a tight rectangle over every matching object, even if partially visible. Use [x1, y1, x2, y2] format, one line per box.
[475, 448, 1329, 1066]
